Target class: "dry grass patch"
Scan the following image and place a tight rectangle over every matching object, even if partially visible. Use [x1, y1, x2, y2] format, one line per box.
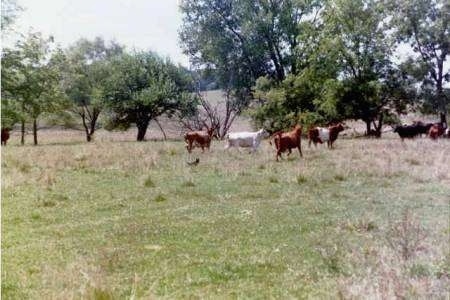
[2, 133, 449, 298]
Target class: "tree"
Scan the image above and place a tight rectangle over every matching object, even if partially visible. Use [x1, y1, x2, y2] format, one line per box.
[390, 0, 449, 122]
[1, 32, 66, 145]
[105, 52, 198, 141]
[252, 0, 415, 135]
[1, 47, 22, 128]
[180, 0, 322, 82]
[180, 0, 323, 132]
[63, 37, 123, 141]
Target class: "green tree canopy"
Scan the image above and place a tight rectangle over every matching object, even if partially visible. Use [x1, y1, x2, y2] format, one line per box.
[253, 0, 414, 134]
[1, 32, 67, 144]
[62, 37, 124, 141]
[105, 51, 198, 141]
[389, 0, 449, 121]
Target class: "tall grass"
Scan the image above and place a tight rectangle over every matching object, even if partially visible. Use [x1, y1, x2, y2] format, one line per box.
[2, 132, 449, 298]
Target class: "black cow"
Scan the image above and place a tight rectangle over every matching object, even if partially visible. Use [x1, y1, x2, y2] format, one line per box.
[412, 121, 434, 137]
[393, 125, 422, 140]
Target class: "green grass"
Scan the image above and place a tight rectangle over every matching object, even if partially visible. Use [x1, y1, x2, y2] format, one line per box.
[2, 137, 449, 298]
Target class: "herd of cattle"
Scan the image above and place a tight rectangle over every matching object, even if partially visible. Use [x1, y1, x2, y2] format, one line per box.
[184, 120, 449, 161]
[393, 121, 449, 140]
[1, 119, 448, 160]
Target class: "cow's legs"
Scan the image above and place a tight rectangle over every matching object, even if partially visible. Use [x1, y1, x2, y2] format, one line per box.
[186, 141, 193, 153]
[276, 148, 284, 161]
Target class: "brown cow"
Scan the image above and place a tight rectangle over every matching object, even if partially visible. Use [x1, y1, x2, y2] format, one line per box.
[428, 123, 446, 140]
[1, 128, 10, 146]
[272, 124, 303, 161]
[308, 123, 345, 148]
[184, 127, 214, 153]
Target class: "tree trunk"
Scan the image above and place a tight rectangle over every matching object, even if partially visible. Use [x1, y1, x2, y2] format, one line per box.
[33, 118, 38, 145]
[87, 109, 100, 142]
[374, 113, 383, 138]
[21, 120, 25, 145]
[136, 118, 150, 141]
[440, 112, 447, 128]
[154, 118, 167, 141]
[365, 120, 371, 136]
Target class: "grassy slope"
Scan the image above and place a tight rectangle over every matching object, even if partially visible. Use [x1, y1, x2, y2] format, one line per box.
[2, 136, 450, 298]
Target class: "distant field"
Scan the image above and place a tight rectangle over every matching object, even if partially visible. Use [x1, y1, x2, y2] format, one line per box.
[1, 133, 449, 298]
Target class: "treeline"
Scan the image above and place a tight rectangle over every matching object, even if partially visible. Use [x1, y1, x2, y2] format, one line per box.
[180, 0, 449, 134]
[1, 33, 199, 144]
[1, 0, 449, 144]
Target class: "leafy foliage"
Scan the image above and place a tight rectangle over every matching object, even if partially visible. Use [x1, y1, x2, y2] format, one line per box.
[1, 32, 67, 144]
[389, 0, 449, 117]
[253, 0, 415, 134]
[104, 51, 198, 141]
[62, 37, 124, 141]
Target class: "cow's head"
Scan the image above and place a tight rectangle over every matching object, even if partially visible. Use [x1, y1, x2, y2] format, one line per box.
[258, 128, 270, 138]
[335, 123, 345, 132]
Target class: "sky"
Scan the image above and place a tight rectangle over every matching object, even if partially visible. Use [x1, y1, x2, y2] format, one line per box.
[7, 0, 190, 66]
[5, 0, 448, 77]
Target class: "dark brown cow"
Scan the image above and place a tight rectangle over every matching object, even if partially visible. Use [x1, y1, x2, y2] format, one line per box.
[1, 128, 10, 146]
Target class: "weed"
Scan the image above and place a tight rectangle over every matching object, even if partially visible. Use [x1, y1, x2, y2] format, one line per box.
[181, 180, 195, 187]
[168, 148, 178, 156]
[334, 174, 346, 181]
[297, 175, 307, 184]
[405, 158, 420, 166]
[409, 263, 431, 278]
[41, 200, 56, 208]
[154, 194, 167, 202]
[18, 163, 32, 173]
[30, 212, 41, 220]
[144, 176, 155, 188]
[386, 209, 427, 261]
[268, 176, 279, 183]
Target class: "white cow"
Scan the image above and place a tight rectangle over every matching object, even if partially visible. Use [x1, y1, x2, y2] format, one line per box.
[317, 127, 331, 143]
[225, 129, 269, 152]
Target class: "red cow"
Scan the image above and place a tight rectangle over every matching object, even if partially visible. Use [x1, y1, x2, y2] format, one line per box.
[271, 124, 303, 161]
[1, 128, 10, 146]
[428, 123, 446, 140]
[184, 127, 214, 153]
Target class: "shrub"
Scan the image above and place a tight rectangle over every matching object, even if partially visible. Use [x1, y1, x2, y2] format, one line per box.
[386, 210, 427, 261]
[297, 175, 307, 184]
[144, 177, 155, 188]
[154, 194, 167, 202]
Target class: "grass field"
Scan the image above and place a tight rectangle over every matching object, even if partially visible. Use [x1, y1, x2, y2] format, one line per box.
[1, 133, 449, 299]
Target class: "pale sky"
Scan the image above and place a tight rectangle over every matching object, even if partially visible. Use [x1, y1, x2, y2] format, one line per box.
[5, 0, 448, 78]
[7, 0, 190, 66]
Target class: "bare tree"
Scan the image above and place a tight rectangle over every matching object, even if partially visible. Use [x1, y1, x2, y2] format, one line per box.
[179, 89, 244, 139]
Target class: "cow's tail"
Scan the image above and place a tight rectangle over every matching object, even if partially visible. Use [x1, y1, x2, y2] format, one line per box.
[269, 131, 282, 146]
